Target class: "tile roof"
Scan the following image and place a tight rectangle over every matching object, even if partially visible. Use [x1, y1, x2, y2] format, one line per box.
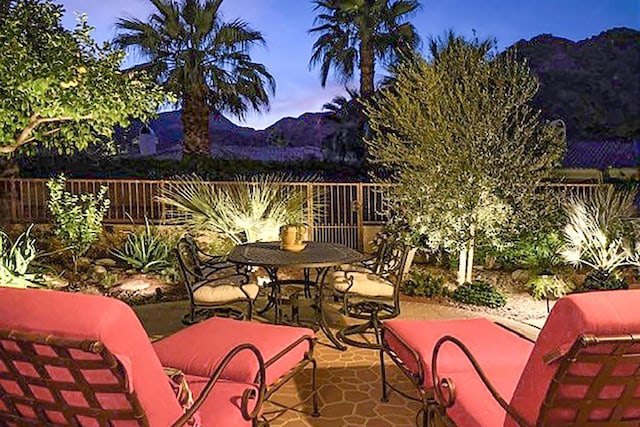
[563, 141, 639, 169]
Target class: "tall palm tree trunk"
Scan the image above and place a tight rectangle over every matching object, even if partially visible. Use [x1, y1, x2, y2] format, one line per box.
[359, 37, 375, 98]
[182, 90, 210, 157]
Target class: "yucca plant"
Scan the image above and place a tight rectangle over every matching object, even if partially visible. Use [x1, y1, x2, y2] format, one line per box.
[560, 185, 637, 290]
[0, 225, 43, 288]
[111, 217, 173, 273]
[157, 175, 310, 244]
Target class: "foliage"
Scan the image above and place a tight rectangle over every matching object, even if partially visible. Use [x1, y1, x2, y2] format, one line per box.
[309, 0, 420, 97]
[46, 175, 110, 270]
[157, 175, 310, 244]
[111, 217, 173, 273]
[403, 270, 450, 298]
[0, 0, 167, 157]
[528, 275, 572, 301]
[0, 225, 43, 288]
[486, 232, 565, 272]
[115, 0, 275, 156]
[322, 88, 366, 165]
[452, 280, 507, 308]
[560, 185, 638, 274]
[19, 154, 369, 181]
[577, 269, 629, 292]
[364, 33, 566, 283]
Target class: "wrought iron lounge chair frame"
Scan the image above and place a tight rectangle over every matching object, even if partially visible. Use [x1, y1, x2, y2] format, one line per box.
[0, 329, 267, 426]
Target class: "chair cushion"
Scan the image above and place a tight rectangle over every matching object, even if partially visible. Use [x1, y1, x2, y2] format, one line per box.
[186, 375, 257, 427]
[0, 288, 183, 427]
[331, 271, 394, 297]
[154, 317, 314, 386]
[443, 364, 523, 427]
[383, 318, 533, 389]
[193, 282, 260, 304]
[507, 290, 640, 427]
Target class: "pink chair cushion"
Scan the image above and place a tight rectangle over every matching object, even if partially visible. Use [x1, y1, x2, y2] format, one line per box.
[444, 363, 524, 427]
[154, 317, 314, 386]
[186, 375, 257, 427]
[383, 318, 533, 388]
[507, 290, 640, 427]
[0, 288, 183, 427]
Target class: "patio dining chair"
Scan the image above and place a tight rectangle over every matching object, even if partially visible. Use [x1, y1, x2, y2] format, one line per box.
[380, 289, 640, 426]
[331, 242, 417, 349]
[176, 236, 259, 324]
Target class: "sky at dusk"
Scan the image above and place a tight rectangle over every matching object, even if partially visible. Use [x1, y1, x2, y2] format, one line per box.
[57, 0, 639, 130]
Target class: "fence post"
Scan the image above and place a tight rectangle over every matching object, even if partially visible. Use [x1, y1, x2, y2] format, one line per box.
[10, 178, 17, 223]
[356, 183, 364, 251]
[306, 183, 314, 240]
[159, 180, 166, 223]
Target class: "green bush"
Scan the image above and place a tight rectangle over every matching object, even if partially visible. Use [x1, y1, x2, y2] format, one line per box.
[0, 225, 43, 288]
[403, 270, 450, 298]
[111, 218, 173, 273]
[453, 280, 507, 308]
[47, 174, 110, 271]
[485, 232, 564, 272]
[576, 270, 628, 293]
[528, 275, 572, 301]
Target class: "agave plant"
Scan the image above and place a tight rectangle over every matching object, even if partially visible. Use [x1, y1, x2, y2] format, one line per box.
[0, 225, 43, 288]
[111, 217, 173, 273]
[560, 186, 637, 284]
[157, 175, 310, 244]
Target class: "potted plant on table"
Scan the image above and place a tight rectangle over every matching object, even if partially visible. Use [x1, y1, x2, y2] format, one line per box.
[279, 223, 309, 252]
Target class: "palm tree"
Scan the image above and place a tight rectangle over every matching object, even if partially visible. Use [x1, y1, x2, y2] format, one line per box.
[115, 0, 275, 157]
[309, 0, 420, 98]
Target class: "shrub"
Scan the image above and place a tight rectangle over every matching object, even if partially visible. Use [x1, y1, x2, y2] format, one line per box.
[560, 185, 637, 275]
[0, 225, 43, 288]
[157, 174, 311, 244]
[453, 280, 507, 308]
[528, 275, 572, 301]
[111, 217, 173, 273]
[576, 270, 628, 293]
[47, 175, 110, 271]
[403, 270, 450, 298]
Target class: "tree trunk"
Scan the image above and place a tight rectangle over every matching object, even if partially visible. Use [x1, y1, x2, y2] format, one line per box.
[182, 89, 210, 158]
[457, 247, 467, 285]
[359, 36, 375, 98]
[457, 222, 477, 285]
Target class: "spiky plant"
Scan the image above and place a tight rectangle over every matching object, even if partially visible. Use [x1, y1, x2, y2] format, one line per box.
[157, 175, 309, 244]
[560, 185, 638, 290]
[111, 216, 173, 273]
[0, 225, 43, 288]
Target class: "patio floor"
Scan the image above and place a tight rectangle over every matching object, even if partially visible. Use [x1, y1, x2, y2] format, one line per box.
[135, 299, 539, 427]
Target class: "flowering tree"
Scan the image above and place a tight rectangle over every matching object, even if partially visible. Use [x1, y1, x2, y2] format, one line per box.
[0, 0, 168, 161]
[365, 35, 566, 284]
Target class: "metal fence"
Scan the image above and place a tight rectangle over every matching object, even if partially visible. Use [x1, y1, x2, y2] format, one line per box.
[0, 179, 394, 250]
[0, 179, 629, 250]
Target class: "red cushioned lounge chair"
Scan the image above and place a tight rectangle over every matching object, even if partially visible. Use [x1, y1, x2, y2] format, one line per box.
[0, 288, 317, 426]
[381, 290, 640, 426]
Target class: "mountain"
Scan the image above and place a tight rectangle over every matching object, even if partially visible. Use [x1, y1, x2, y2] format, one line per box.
[509, 27, 640, 141]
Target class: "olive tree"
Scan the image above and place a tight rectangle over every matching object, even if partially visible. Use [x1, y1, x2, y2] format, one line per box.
[365, 35, 565, 284]
[0, 0, 168, 160]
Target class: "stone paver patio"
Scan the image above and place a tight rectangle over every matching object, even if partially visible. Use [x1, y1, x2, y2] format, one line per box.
[135, 299, 539, 426]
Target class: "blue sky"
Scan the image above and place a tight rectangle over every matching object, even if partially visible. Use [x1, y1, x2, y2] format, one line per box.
[58, 0, 639, 130]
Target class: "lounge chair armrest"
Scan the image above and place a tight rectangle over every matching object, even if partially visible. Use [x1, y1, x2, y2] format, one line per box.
[171, 343, 267, 427]
[431, 335, 532, 427]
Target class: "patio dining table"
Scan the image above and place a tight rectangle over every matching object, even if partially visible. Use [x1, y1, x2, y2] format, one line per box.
[227, 241, 364, 350]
